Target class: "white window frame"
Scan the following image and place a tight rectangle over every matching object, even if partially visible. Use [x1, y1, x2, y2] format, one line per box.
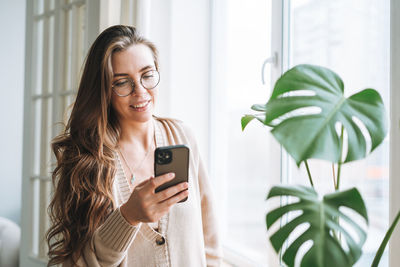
[389, 0, 400, 265]
[20, 0, 105, 265]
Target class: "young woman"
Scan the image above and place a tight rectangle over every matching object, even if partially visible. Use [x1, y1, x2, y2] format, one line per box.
[47, 25, 222, 267]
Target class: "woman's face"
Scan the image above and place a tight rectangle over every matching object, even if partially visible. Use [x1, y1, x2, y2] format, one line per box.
[110, 44, 158, 124]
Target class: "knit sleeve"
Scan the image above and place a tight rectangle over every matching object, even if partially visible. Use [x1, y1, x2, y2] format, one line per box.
[63, 207, 141, 267]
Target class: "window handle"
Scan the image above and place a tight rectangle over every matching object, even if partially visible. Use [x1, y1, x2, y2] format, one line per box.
[261, 52, 278, 84]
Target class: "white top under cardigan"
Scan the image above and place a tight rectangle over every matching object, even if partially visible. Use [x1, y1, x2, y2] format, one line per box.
[64, 117, 222, 267]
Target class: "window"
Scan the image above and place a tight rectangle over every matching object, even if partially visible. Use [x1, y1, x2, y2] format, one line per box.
[210, 0, 279, 265]
[288, 1, 390, 266]
[21, 0, 90, 265]
[210, 0, 392, 266]
[21, 1, 399, 266]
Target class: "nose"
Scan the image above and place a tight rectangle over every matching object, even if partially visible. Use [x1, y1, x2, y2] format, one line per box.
[132, 79, 148, 96]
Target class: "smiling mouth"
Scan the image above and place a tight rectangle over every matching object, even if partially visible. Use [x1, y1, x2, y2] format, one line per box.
[130, 100, 151, 110]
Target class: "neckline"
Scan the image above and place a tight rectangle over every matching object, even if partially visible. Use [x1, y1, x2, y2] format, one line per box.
[118, 118, 159, 190]
[115, 117, 166, 234]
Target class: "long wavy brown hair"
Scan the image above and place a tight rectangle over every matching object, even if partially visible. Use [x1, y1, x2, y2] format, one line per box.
[46, 25, 159, 266]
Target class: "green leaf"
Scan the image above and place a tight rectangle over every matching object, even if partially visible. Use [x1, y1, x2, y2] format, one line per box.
[371, 209, 400, 267]
[265, 64, 387, 166]
[241, 114, 265, 131]
[251, 103, 267, 112]
[266, 185, 368, 267]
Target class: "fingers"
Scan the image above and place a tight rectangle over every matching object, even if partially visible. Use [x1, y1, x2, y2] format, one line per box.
[125, 176, 188, 224]
[159, 189, 189, 210]
[148, 172, 176, 189]
[155, 182, 189, 202]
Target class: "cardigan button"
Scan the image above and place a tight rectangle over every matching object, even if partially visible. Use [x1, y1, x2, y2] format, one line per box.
[156, 236, 165, 245]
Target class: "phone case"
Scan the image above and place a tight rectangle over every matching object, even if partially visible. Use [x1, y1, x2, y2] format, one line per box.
[154, 145, 190, 202]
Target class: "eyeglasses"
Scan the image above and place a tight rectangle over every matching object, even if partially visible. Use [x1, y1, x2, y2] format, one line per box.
[112, 70, 160, 97]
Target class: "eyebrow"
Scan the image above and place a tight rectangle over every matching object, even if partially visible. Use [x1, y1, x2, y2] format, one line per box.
[113, 65, 154, 77]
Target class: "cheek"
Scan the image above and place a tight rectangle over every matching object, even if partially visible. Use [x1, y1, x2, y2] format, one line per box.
[150, 88, 158, 104]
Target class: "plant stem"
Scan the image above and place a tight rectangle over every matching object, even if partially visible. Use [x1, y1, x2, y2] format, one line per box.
[332, 163, 336, 189]
[304, 160, 314, 188]
[336, 126, 344, 190]
[371, 209, 400, 267]
[333, 127, 344, 243]
[336, 162, 342, 191]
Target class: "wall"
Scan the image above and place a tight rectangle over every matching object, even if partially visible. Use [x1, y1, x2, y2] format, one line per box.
[148, 0, 211, 163]
[0, 0, 26, 224]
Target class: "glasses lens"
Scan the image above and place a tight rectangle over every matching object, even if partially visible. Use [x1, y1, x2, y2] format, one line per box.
[113, 78, 133, 96]
[141, 70, 160, 89]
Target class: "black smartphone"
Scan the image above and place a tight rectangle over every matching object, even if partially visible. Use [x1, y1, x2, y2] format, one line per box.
[154, 145, 190, 202]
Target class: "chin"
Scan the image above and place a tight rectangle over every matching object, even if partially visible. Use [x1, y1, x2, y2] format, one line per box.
[130, 108, 154, 122]
[135, 113, 153, 123]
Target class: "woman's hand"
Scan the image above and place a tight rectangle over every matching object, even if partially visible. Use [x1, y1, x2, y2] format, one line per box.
[120, 173, 189, 226]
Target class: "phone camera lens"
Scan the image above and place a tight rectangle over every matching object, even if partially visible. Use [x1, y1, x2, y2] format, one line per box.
[156, 149, 173, 165]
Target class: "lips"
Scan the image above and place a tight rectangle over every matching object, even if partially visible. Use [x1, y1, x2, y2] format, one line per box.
[129, 100, 151, 111]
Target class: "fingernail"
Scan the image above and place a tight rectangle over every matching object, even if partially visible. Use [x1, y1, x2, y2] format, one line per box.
[169, 173, 175, 178]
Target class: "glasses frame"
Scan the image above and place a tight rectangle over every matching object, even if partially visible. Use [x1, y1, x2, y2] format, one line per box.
[112, 69, 160, 97]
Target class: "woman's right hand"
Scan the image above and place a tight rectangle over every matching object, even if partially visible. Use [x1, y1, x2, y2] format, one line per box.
[120, 173, 189, 226]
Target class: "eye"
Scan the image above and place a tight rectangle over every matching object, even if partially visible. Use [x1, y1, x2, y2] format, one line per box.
[113, 79, 130, 87]
[142, 75, 154, 79]
[142, 70, 158, 80]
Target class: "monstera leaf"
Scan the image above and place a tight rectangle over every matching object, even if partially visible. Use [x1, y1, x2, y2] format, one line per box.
[266, 185, 368, 267]
[242, 64, 387, 166]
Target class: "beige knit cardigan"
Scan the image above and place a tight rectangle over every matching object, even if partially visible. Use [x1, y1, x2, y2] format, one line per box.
[64, 117, 222, 267]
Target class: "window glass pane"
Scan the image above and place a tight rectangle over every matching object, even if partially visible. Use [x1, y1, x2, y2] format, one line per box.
[289, 0, 390, 266]
[215, 0, 278, 264]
